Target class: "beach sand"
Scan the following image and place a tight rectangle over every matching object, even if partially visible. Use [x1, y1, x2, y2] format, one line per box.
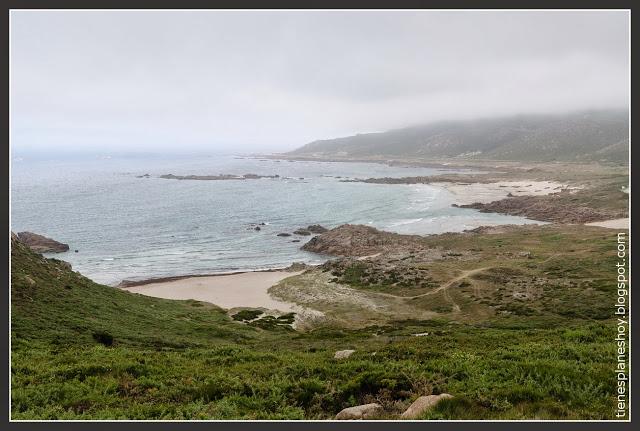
[585, 218, 630, 229]
[123, 270, 303, 312]
[436, 180, 572, 205]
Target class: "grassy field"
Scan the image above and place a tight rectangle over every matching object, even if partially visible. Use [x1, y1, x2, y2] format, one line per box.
[10, 222, 627, 420]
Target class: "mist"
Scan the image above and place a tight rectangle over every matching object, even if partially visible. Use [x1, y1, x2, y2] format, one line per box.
[10, 10, 629, 155]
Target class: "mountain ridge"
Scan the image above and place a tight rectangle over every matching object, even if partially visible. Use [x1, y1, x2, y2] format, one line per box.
[289, 110, 629, 163]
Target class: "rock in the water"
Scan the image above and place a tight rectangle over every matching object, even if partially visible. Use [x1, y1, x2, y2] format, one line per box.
[16, 232, 69, 253]
[254, 226, 261, 231]
[307, 224, 328, 234]
[400, 394, 453, 419]
[291, 240, 300, 243]
[293, 229, 311, 236]
[334, 349, 355, 359]
[277, 233, 291, 237]
[335, 403, 382, 420]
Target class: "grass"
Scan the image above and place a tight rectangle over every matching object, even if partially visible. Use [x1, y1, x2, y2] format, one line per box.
[10, 225, 627, 420]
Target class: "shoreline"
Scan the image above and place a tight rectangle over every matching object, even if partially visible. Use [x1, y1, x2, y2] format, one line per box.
[121, 269, 306, 312]
[116, 266, 301, 288]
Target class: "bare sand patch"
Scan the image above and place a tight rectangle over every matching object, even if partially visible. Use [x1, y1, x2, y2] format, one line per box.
[585, 218, 630, 229]
[435, 180, 573, 205]
[123, 271, 303, 312]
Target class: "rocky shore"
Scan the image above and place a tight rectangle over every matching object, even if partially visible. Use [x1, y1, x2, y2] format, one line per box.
[14, 232, 69, 253]
[456, 192, 628, 223]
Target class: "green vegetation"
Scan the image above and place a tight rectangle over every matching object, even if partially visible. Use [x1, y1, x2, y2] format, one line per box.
[11, 225, 626, 420]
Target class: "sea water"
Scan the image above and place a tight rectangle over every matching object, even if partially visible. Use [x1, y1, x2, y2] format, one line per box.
[11, 154, 539, 285]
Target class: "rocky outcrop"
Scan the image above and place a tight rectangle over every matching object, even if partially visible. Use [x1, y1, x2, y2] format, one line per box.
[334, 349, 355, 359]
[400, 394, 453, 419]
[16, 232, 69, 253]
[335, 403, 382, 420]
[458, 194, 626, 224]
[306, 224, 328, 234]
[301, 224, 426, 257]
[285, 262, 309, 272]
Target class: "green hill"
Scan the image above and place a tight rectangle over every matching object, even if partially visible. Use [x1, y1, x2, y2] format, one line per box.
[10, 229, 623, 420]
[290, 110, 629, 163]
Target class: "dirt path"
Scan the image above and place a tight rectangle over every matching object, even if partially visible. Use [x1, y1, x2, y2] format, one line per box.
[409, 267, 491, 299]
[355, 266, 491, 304]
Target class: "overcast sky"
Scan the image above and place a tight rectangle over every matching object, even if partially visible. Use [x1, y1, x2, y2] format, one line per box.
[11, 10, 629, 154]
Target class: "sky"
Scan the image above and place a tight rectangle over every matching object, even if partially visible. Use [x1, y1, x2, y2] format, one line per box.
[10, 10, 630, 155]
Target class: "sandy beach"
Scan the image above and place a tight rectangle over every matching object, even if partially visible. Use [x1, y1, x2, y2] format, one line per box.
[123, 270, 303, 312]
[585, 218, 630, 229]
[436, 180, 573, 205]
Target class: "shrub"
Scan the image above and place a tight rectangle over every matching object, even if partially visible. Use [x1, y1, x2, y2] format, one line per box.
[92, 331, 114, 347]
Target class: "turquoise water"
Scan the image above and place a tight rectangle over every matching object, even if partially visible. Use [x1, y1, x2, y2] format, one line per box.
[11, 155, 538, 285]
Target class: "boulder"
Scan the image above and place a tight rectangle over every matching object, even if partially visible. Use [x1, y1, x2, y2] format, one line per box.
[293, 229, 312, 236]
[277, 233, 291, 237]
[334, 349, 355, 359]
[335, 403, 382, 420]
[16, 232, 69, 253]
[400, 394, 453, 419]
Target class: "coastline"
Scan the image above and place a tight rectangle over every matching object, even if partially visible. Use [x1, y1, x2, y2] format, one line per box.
[116, 266, 304, 288]
[121, 269, 305, 312]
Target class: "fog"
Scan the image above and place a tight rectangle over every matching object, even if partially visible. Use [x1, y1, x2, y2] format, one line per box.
[10, 10, 629, 155]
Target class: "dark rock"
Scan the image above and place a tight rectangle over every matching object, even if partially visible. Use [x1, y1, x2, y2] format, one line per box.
[293, 229, 312, 236]
[277, 233, 291, 237]
[16, 232, 69, 253]
[254, 226, 261, 231]
[307, 224, 328, 233]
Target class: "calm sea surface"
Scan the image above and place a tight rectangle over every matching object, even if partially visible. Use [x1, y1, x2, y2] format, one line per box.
[11, 155, 539, 285]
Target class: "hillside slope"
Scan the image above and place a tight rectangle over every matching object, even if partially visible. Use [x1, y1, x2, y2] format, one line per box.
[10, 229, 623, 420]
[290, 110, 628, 163]
[10, 235, 257, 348]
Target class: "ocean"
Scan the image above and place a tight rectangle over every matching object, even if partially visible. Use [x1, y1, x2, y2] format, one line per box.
[11, 154, 539, 285]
